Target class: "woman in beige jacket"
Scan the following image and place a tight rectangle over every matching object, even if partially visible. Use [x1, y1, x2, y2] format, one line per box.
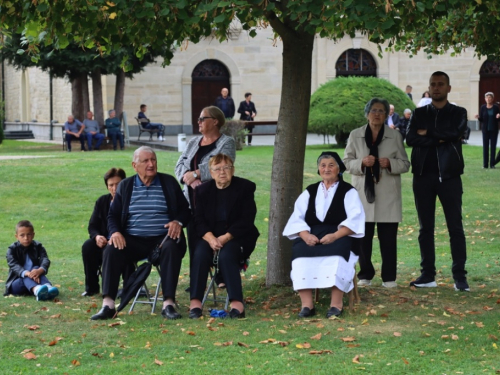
[343, 98, 410, 288]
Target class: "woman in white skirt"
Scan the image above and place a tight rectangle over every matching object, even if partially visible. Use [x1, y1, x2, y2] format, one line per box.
[283, 152, 365, 318]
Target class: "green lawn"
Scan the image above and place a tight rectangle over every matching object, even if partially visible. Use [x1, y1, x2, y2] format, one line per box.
[0, 140, 499, 374]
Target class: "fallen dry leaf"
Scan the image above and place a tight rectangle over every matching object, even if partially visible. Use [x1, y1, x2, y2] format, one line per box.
[243, 331, 249, 336]
[341, 336, 356, 342]
[24, 352, 37, 360]
[488, 334, 498, 341]
[310, 333, 322, 340]
[402, 357, 409, 365]
[296, 342, 311, 349]
[309, 350, 332, 355]
[279, 330, 287, 334]
[352, 355, 361, 363]
[222, 341, 233, 346]
[238, 342, 249, 348]
[187, 331, 196, 336]
[108, 321, 125, 327]
[50, 314, 61, 319]
[71, 359, 80, 367]
[207, 318, 215, 324]
[451, 334, 459, 340]
[26, 325, 40, 331]
[154, 358, 163, 366]
[475, 322, 485, 328]
[393, 332, 402, 337]
[48, 340, 58, 346]
[441, 335, 450, 339]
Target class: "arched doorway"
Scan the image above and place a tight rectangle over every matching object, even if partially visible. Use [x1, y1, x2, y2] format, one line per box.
[335, 49, 377, 77]
[479, 60, 500, 111]
[191, 59, 230, 134]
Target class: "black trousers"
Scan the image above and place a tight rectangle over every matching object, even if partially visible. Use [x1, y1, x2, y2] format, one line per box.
[82, 239, 134, 294]
[413, 174, 467, 280]
[357, 222, 398, 282]
[190, 239, 244, 303]
[101, 234, 186, 300]
[482, 130, 499, 168]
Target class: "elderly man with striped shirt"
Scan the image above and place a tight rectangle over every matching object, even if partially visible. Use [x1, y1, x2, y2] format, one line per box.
[91, 146, 191, 320]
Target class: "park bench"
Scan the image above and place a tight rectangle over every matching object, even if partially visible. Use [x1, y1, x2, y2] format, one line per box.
[135, 117, 160, 141]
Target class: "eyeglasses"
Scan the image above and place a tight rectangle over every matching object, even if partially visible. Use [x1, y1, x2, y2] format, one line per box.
[210, 165, 233, 173]
[198, 116, 215, 122]
[369, 109, 386, 114]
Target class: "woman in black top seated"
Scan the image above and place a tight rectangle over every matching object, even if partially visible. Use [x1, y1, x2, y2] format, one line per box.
[188, 154, 259, 319]
[81, 168, 133, 296]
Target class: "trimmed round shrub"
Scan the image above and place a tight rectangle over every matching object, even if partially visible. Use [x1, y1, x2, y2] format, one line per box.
[308, 76, 416, 147]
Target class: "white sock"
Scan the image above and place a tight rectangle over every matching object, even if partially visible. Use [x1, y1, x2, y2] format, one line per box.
[33, 285, 42, 295]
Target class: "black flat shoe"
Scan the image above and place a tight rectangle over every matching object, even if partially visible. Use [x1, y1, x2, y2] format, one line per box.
[189, 307, 203, 319]
[81, 291, 98, 297]
[298, 307, 316, 318]
[326, 306, 343, 318]
[229, 308, 245, 319]
[91, 306, 116, 320]
[161, 305, 182, 320]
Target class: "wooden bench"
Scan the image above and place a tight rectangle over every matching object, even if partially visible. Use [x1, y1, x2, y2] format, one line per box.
[243, 120, 278, 136]
[62, 127, 119, 151]
[135, 117, 160, 141]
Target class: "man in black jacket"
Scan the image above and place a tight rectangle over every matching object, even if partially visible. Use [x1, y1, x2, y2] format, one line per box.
[406, 71, 469, 292]
[214, 88, 235, 119]
[91, 146, 191, 320]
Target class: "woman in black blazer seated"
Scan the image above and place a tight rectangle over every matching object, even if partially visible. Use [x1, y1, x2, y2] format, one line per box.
[188, 153, 259, 319]
[81, 168, 133, 296]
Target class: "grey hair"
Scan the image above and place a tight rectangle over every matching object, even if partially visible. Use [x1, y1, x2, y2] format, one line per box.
[108, 109, 115, 115]
[317, 154, 337, 167]
[133, 146, 156, 163]
[404, 108, 412, 114]
[485, 92, 495, 98]
[364, 98, 390, 117]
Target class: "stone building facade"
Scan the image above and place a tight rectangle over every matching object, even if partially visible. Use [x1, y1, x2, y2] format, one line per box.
[3, 28, 497, 140]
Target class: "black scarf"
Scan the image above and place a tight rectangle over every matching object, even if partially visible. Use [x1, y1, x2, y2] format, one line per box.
[364, 124, 384, 203]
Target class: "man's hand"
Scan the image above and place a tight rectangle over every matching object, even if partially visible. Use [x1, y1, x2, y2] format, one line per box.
[26, 268, 44, 283]
[299, 231, 319, 246]
[165, 221, 182, 240]
[417, 129, 427, 136]
[95, 235, 108, 248]
[109, 232, 126, 250]
[389, 124, 396, 129]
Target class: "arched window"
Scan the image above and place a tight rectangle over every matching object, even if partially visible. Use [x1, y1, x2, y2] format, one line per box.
[479, 60, 500, 111]
[335, 49, 377, 77]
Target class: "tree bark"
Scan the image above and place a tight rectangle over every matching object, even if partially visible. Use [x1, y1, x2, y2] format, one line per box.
[81, 72, 90, 117]
[266, 29, 315, 286]
[91, 68, 104, 129]
[71, 75, 83, 121]
[114, 69, 126, 120]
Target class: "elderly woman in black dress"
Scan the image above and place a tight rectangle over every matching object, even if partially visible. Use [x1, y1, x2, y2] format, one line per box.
[283, 152, 365, 318]
[188, 154, 259, 319]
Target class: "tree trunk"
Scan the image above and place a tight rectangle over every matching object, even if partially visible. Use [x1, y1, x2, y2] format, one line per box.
[114, 69, 126, 120]
[266, 30, 315, 286]
[81, 72, 90, 117]
[91, 68, 104, 129]
[71, 75, 83, 121]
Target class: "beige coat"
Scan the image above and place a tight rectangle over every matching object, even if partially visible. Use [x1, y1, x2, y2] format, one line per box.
[343, 124, 410, 223]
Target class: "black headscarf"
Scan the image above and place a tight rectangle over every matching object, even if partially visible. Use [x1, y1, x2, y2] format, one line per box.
[364, 124, 384, 203]
[317, 151, 346, 180]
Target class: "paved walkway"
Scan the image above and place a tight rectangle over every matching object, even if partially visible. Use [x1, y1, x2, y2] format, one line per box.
[10, 130, 484, 150]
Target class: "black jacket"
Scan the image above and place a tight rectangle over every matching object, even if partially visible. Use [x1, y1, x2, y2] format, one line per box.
[108, 173, 191, 235]
[237, 100, 257, 121]
[88, 193, 112, 240]
[194, 176, 260, 258]
[214, 96, 235, 118]
[406, 102, 468, 180]
[5, 241, 50, 295]
[477, 104, 500, 132]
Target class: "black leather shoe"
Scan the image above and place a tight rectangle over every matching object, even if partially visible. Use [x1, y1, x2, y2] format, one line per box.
[326, 306, 343, 318]
[229, 308, 245, 319]
[298, 307, 316, 318]
[91, 306, 116, 320]
[161, 305, 182, 320]
[81, 291, 98, 297]
[189, 307, 203, 319]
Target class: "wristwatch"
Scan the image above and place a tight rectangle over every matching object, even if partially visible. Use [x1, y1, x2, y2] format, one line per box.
[193, 171, 198, 179]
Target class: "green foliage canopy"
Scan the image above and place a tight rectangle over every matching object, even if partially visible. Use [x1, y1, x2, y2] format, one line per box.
[308, 77, 416, 140]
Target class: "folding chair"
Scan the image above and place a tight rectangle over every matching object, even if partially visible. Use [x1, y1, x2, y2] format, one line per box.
[129, 263, 162, 314]
[201, 251, 230, 309]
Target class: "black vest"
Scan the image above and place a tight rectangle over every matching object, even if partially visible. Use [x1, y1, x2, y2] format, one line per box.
[305, 180, 352, 227]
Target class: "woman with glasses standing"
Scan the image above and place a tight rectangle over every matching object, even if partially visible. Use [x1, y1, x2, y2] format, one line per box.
[188, 154, 259, 319]
[175, 106, 236, 274]
[343, 98, 410, 289]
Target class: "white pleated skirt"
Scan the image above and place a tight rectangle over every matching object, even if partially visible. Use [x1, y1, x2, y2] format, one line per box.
[290, 252, 359, 293]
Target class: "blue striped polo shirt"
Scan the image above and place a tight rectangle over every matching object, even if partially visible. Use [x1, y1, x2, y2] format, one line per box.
[126, 175, 170, 237]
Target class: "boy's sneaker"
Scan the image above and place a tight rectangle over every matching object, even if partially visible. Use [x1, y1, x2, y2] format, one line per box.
[35, 285, 49, 301]
[48, 286, 59, 299]
[454, 279, 470, 292]
[358, 279, 372, 287]
[409, 275, 437, 288]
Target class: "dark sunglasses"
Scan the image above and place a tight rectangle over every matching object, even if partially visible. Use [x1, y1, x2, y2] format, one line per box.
[198, 116, 215, 122]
